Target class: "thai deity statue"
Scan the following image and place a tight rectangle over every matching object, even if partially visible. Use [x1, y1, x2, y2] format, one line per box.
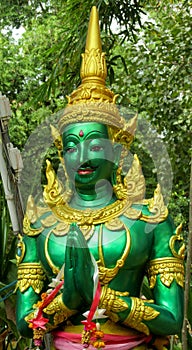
[16, 6, 185, 350]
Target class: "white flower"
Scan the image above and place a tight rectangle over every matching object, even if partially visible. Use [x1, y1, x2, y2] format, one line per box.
[82, 308, 108, 320]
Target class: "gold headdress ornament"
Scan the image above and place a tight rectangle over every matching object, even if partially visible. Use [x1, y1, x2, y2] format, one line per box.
[58, 6, 137, 146]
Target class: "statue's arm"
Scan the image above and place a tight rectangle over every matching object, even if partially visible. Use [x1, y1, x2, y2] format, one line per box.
[16, 225, 85, 338]
[16, 235, 46, 337]
[144, 217, 184, 335]
[99, 217, 184, 337]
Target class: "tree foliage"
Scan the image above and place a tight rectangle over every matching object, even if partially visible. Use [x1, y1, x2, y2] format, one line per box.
[111, 1, 191, 230]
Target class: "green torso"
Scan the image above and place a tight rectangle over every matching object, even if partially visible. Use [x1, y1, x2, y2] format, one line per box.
[16, 190, 184, 341]
[37, 213, 152, 296]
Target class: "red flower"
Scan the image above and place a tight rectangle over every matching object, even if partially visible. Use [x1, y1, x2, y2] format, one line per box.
[29, 313, 49, 330]
[81, 319, 96, 331]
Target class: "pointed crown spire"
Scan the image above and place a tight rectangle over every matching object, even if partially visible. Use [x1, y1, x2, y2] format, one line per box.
[80, 6, 106, 84]
[59, 6, 137, 146]
[65, 6, 115, 106]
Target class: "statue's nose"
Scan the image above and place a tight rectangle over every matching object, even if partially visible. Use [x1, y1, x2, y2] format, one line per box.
[79, 143, 88, 165]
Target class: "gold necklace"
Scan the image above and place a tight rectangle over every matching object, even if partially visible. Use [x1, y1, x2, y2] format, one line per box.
[97, 223, 131, 285]
[45, 229, 62, 275]
[51, 197, 132, 226]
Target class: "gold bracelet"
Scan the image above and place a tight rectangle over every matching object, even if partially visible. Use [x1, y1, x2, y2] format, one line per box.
[99, 285, 129, 322]
[123, 297, 159, 335]
[17, 262, 46, 293]
[147, 257, 184, 289]
[43, 294, 77, 326]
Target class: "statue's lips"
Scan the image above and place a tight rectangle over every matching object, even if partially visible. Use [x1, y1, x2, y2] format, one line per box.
[77, 167, 96, 175]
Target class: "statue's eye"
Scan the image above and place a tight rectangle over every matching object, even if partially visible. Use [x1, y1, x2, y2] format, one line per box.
[90, 145, 103, 152]
[66, 147, 77, 153]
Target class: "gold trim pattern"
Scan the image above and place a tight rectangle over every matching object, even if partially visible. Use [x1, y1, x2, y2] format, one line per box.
[124, 154, 146, 202]
[113, 154, 145, 201]
[53, 222, 95, 239]
[104, 218, 124, 231]
[25, 311, 35, 323]
[141, 184, 168, 223]
[41, 214, 58, 228]
[23, 196, 45, 236]
[52, 221, 70, 236]
[147, 257, 184, 288]
[79, 224, 95, 239]
[169, 224, 185, 259]
[43, 160, 67, 209]
[59, 105, 124, 133]
[52, 195, 131, 226]
[99, 285, 129, 313]
[97, 224, 131, 285]
[43, 294, 77, 326]
[25, 195, 39, 224]
[45, 230, 61, 275]
[23, 214, 43, 237]
[123, 297, 160, 335]
[16, 234, 25, 265]
[124, 207, 142, 220]
[17, 263, 46, 293]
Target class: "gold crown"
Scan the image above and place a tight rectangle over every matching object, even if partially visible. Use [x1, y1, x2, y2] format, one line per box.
[59, 6, 136, 142]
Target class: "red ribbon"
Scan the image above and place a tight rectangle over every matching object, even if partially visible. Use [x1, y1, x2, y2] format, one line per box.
[39, 280, 64, 312]
[81, 281, 101, 330]
[30, 280, 64, 329]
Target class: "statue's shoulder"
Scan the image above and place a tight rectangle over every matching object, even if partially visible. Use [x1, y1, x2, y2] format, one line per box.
[23, 195, 56, 237]
[124, 184, 168, 224]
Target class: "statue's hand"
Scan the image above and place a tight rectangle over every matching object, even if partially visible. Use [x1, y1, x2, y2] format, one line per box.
[62, 224, 83, 310]
[63, 223, 94, 310]
[72, 224, 94, 306]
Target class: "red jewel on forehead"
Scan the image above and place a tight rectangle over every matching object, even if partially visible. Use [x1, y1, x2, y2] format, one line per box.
[79, 130, 84, 137]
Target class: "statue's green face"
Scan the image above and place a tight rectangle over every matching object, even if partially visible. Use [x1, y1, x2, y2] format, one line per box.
[62, 122, 116, 191]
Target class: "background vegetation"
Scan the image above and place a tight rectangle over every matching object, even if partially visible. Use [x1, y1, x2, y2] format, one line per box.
[0, 0, 191, 349]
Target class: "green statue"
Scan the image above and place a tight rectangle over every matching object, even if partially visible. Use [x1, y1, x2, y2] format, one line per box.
[16, 7, 185, 350]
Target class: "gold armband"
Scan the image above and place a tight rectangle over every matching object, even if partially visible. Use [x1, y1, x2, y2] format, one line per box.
[147, 257, 184, 289]
[43, 294, 77, 326]
[99, 285, 129, 322]
[17, 262, 46, 293]
[123, 297, 160, 335]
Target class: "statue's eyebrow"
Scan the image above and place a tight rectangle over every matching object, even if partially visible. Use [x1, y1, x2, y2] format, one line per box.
[63, 134, 80, 145]
[84, 130, 107, 139]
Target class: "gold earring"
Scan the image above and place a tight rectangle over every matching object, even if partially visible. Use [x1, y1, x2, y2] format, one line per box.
[113, 149, 129, 200]
[50, 125, 73, 203]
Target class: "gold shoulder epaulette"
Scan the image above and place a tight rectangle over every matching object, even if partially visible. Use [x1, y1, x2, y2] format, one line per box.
[23, 195, 48, 236]
[140, 184, 168, 223]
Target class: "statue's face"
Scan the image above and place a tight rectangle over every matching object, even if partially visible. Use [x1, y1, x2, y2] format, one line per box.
[62, 122, 116, 190]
